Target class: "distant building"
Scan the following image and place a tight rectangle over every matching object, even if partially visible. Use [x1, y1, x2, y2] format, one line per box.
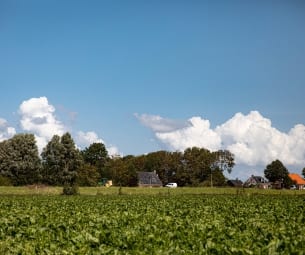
[227, 179, 243, 187]
[288, 173, 305, 190]
[243, 175, 270, 189]
[138, 171, 163, 187]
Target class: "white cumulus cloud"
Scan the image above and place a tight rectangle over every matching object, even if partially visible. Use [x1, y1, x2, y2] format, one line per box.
[156, 117, 221, 151]
[137, 111, 305, 169]
[76, 131, 121, 157]
[17, 97, 120, 155]
[216, 111, 305, 166]
[76, 131, 104, 147]
[19, 97, 66, 150]
[0, 118, 16, 142]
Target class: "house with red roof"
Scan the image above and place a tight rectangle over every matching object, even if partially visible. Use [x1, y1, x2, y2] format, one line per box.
[288, 173, 305, 190]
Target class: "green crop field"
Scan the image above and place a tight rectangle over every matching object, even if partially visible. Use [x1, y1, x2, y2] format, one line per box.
[1, 186, 305, 196]
[1, 188, 305, 254]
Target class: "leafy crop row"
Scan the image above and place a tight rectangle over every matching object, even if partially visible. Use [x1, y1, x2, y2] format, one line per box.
[0, 194, 305, 254]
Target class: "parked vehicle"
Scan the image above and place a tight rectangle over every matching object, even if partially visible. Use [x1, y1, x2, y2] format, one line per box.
[165, 183, 177, 188]
[290, 185, 297, 190]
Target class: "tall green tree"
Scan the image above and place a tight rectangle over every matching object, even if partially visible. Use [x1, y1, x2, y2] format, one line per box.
[0, 140, 11, 179]
[206, 168, 227, 187]
[264, 159, 291, 188]
[182, 147, 215, 186]
[109, 155, 138, 186]
[81, 142, 109, 179]
[302, 167, 305, 179]
[41, 135, 63, 185]
[0, 134, 41, 185]
[81, 142, 109, 166]
[143, 151, 179, 184]
[41, 133, 83, 191]
[60, 133, 83, 188]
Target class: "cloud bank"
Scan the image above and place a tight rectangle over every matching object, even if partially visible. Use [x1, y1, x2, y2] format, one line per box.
[136, 112, 305, 168]
[0, 97, 119, 156]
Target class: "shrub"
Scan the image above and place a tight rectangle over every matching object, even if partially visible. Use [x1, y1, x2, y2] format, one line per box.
[0, 175, 12, 186]
[62, 185, 79, 195]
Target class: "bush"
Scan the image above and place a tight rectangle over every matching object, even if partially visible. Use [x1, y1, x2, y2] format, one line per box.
[0, 175, 12, 186]
[62, 185, 79, 195]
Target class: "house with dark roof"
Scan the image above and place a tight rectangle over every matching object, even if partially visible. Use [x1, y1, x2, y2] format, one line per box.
[288, 173, 305, 190]
[243, 175, 270, 189]
[138, 171, 163, 187]
[227, 179, 243, 187]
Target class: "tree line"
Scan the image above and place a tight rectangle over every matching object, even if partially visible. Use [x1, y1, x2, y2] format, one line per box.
[264, 159, 305, 188]
[0, 133, 235, 188]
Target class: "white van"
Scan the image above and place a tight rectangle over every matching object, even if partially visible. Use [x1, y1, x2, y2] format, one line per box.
[165, 183, 177, 188]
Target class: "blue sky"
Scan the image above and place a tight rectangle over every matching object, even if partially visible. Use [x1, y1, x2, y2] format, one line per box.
[1, 0, 305, 179]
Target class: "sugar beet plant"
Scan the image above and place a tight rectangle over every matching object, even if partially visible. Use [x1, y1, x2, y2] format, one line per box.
[0, 194, 305, 254]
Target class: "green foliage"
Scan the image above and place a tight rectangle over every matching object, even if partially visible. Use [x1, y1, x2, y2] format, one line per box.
[60, 133, 83, 186]
[208, 168, 227, 187]
[77, 164, 100, 186]
[1, 131, 235, 188]
[0, 195, 305, 254]
[0, 134, 41, 185]
[41, 133, 83, 189]
[183, 147, 214, 185]
[142, 151, 181, 184]
[302, 167, 305, 178]
[264, 159, 291, 188]
[0, 175, 12, 186]
[105, 147, 233, 187]
[41, 135, 63, 185]
[109, 156, 138, 186]
[62, 184, 79, 195]
[81, 143, 109, 176]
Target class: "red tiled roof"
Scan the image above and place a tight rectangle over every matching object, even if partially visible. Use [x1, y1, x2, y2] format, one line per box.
[288, 173, 305, 185]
